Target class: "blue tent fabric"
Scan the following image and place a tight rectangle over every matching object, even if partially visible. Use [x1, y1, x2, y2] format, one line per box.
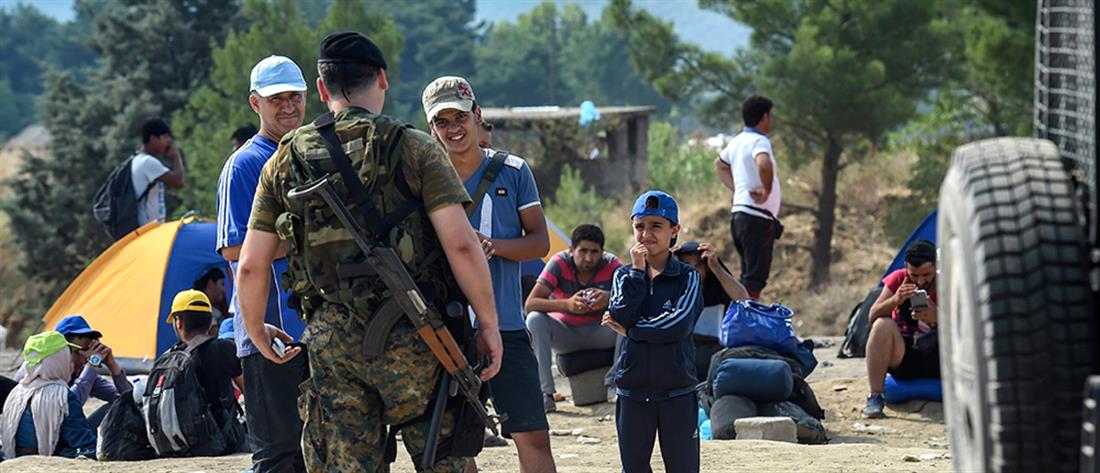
[154, 222, 304, 357]
[882, 210, 937, 280]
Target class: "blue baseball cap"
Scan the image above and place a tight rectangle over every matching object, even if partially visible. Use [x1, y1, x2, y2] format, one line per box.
[249, 55, 307, 97]
[55, 315, 103, 339]
[631, 190, 679, 225]
[217, 318, 234, 340]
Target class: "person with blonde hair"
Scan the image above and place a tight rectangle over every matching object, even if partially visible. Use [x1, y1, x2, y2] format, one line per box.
[1, 331, 96, 459]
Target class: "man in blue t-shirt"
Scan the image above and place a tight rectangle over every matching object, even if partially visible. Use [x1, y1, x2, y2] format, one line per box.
[423, 76, 556, 473]
[215, 55, 309, 473]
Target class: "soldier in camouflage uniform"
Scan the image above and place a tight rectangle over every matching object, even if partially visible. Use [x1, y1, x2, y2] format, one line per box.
[236, 32, 503, 473]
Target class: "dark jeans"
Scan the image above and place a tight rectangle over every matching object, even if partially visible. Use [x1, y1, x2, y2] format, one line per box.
[242, 350, 310, 473]
[730, 212, 777, 298]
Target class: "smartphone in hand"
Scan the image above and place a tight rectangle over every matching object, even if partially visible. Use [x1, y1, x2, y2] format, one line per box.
[911, 289, 929, 310]
[271, 338, 287, 358]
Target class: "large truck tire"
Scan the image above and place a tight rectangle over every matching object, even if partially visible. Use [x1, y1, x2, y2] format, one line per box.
[938, 137, 1095, 473]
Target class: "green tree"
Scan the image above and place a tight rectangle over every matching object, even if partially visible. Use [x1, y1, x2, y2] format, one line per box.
[174, 0, 402, 216]
[474, 2, 667, 110]
[379, 0, 479, 122]
[612, 0, 953, 287]
[884, 2, 1035, 244]
[0, 4, 95, 138]
[0, 0, 239, 325]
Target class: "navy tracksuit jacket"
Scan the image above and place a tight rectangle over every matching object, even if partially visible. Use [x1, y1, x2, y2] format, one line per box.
[610, 256, 703, 473]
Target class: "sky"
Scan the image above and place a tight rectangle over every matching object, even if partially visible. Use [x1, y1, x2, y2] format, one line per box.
[2, 0, 751, 55]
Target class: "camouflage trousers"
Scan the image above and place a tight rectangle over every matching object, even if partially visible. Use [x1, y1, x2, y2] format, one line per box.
[298, 303, 466, 472]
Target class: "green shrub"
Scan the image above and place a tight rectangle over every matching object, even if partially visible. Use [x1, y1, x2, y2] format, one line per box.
[648, 121, 715, 193]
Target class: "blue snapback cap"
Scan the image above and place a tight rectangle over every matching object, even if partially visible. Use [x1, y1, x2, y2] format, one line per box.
[250, 55, 307, 97]
[631, 190, 679, 225]
[54, 315, 103, 339]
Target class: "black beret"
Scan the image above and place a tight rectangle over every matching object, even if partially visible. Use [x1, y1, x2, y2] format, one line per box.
[319, 31, 387, 70]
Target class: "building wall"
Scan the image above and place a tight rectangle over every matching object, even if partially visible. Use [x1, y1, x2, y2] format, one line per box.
[491, 114, 650, 199]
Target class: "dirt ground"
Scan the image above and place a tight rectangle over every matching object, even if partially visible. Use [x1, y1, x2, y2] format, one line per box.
[0, 337, 949, 473]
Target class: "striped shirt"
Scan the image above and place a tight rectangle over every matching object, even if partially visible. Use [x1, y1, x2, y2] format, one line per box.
[536, 250, 622, 325]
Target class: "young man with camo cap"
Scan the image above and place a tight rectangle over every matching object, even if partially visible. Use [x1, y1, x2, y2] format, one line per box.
[423, 76, 557, 473]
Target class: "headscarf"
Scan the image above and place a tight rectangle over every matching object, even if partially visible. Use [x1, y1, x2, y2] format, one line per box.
[1, 336, 74, 458]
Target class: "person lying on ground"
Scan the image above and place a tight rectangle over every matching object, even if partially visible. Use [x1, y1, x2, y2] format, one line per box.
[1, 331, 97, 459]
[863, 239, 939, 419]
[525, 223, 623, 412]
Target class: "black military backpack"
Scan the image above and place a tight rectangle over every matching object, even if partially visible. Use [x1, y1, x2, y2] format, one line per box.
[92, 155, 155, 240]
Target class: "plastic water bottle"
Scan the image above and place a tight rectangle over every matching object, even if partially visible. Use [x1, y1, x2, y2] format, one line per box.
[89, 354, 103, 367]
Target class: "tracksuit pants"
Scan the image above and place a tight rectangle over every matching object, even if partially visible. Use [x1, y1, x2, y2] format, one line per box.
[615, 392, 700, 473]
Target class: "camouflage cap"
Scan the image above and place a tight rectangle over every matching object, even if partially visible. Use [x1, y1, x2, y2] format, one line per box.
[422, 76, 476, 122]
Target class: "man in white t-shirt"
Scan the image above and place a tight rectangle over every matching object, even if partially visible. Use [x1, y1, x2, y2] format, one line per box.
[714, 95, 780, 299]
[131, 117, 185, 225]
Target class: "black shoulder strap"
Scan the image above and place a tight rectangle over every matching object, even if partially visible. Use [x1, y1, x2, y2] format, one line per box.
[313, 112, 386, 237]
[465, 151, 509, 217]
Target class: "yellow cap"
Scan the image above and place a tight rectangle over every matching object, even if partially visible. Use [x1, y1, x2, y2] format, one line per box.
[167, 289, 212, 322]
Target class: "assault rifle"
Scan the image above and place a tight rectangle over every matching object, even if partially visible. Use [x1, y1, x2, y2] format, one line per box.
[287, 176, 505, 445]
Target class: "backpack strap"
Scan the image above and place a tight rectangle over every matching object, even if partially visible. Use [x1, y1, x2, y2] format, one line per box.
[313, 112, 387, 237]
[465, 151, 509, 217]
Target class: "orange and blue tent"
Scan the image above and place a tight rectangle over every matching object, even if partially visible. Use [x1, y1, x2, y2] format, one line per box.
[41, 218, 303, 371]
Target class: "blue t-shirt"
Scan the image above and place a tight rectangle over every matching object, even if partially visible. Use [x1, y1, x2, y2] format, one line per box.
[464, 149, 541, 331]
[216, 134, 298, 357]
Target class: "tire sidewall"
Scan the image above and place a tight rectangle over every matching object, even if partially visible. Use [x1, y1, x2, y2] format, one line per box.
[939, 161, 991, 472]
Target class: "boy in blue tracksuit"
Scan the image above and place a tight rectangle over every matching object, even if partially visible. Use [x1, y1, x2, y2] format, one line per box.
[602, 190, 703, 473]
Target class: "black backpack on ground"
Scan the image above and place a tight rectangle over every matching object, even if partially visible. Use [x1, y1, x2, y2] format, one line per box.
[97, 391, 157, 461]
[837, 286, 883, 359]
[93, 155, 155, 240]
[142, 337, 243, 457]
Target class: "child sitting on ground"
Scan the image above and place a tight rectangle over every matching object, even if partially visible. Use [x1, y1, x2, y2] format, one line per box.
[602, 190, 703, 473]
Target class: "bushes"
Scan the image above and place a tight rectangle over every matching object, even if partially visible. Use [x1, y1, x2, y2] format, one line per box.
[648, 121, 717, 194]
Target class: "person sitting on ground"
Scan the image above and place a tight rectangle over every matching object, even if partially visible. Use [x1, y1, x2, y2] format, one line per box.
[192, 267, 229, 329]
[863, 239, 939, 419]
[162, 290, 246, 453]
[34, 315, 133, 430]
[673, 241, 751, 379]
[1, 331, 97, 459]
[525, 224, 623, 412]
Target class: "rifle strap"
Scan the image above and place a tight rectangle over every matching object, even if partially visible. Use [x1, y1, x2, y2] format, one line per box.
[465, 151, 509, 217]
